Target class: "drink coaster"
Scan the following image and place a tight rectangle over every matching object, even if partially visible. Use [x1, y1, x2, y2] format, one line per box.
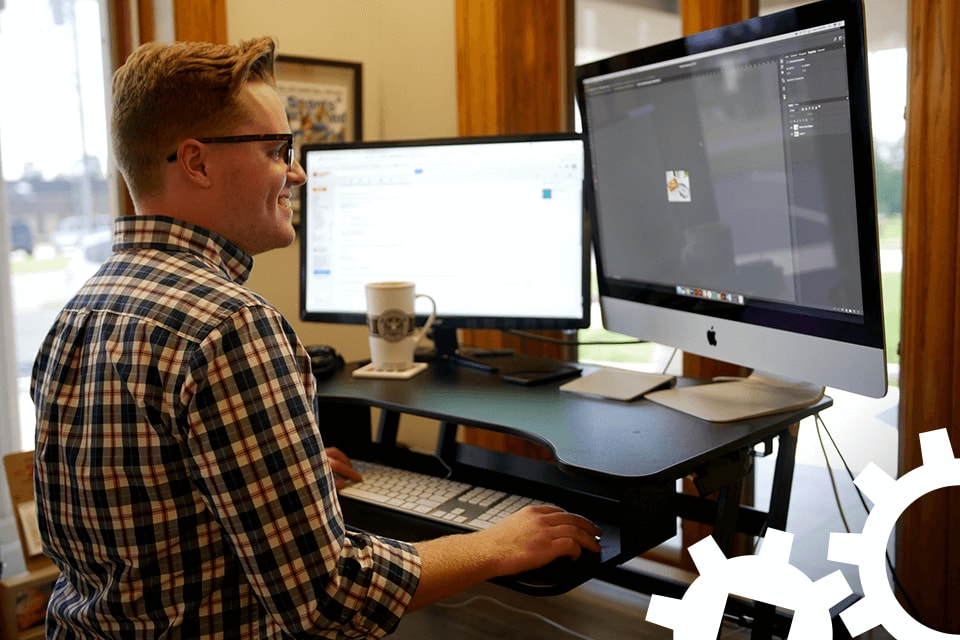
[351, 362, 428, 380]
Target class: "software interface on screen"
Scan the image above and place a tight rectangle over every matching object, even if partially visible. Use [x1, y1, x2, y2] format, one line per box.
[581, 19, 866, 321]
[301, 136, 586, 326]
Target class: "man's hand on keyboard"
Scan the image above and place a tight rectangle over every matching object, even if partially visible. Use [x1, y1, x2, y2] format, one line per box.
[325, 447, 362, 491]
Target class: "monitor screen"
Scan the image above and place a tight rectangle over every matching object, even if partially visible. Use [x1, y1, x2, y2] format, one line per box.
[299, 133, 590, 359]
[575, 0, 886, 412]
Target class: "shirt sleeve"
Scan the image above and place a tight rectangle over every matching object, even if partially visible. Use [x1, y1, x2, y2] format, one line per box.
[179, 304, 421, 637]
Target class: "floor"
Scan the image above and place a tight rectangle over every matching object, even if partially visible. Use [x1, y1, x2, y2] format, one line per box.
[393, 386, 902, 640]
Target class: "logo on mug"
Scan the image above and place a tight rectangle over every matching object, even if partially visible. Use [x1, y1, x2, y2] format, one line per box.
[370, 308, 414, 342]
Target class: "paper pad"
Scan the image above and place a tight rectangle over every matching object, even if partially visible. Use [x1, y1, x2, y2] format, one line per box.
[645, 374, 824, 422]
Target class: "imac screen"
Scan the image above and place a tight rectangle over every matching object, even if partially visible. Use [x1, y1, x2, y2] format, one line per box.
[299, 133, 589, 357]
[576, 0, 886, 411]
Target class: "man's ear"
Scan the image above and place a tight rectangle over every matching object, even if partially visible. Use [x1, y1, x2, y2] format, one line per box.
[177, 140, 211, 187]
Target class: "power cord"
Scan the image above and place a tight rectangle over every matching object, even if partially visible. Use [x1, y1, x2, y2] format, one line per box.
[813, 413, 920, 620]
[437, 595, 598, 640]
[439, 592, 748, 638]
[503, 328, 645, 347]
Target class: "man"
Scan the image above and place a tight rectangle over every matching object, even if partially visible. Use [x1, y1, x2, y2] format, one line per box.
[31, 37, 601, 638]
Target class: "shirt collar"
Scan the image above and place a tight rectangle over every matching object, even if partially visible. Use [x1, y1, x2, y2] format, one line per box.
[112, 215, 254, 285]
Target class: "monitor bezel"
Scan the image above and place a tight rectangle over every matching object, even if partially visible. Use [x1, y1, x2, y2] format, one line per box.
[297, 132, 592, 334]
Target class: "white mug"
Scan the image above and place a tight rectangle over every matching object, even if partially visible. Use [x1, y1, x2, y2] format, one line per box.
[364, 281, 437, 371]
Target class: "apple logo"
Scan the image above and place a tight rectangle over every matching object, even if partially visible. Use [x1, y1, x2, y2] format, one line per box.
[706, 326, 717, 346]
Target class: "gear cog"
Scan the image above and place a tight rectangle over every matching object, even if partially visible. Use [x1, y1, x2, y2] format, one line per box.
[646, 528, 851, 639]
[828, 427, 960, 639]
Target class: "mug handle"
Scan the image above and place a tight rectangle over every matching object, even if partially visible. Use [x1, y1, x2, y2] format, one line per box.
[413, 293, 437, 343]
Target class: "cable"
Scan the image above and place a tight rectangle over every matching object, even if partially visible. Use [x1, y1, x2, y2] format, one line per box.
[503, 328, 645, 347]
[437, 595, 598, 640]
[813, 413, 921, 620]
[815, 417, 851, 533]
[661, 347, 680, 375]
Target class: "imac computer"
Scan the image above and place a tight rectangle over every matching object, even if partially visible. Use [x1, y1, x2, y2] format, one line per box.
[575, 0, 886, 420]
[299, 133, 590, 369]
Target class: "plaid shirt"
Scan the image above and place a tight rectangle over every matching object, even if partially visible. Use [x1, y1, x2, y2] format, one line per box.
[31, 215, 420, 639]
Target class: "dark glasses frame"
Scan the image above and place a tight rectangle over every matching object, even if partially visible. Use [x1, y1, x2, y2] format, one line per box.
[166, 133, 295, 169]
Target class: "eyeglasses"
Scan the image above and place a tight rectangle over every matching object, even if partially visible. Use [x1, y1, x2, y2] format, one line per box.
[166, 133, 295, 169]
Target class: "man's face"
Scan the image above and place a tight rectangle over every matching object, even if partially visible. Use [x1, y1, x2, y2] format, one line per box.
[213, 81, 306, 255]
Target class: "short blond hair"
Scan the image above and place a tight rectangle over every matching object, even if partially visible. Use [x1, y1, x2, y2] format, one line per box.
[111, 37, 278, 199]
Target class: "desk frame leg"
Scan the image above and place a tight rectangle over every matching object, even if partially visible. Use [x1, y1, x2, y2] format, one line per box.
[376, 410, 401, 447]
[713, 477, 745, 555]
[436, 421, 459, 461]
[748, 426, 799, 640]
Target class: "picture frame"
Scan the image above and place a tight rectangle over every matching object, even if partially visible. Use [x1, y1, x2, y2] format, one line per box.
[275, 55, 362, 146]
[274, 56, 363, 221]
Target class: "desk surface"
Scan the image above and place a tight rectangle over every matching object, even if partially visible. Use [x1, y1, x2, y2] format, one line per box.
[317, 358, 832, 483]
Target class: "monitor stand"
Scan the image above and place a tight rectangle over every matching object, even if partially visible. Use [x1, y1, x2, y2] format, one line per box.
[426, 326, 502, 373]
[644, 371, 825, 422]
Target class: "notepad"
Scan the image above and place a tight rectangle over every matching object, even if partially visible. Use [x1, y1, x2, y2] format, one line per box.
[559, 368, 675, 401]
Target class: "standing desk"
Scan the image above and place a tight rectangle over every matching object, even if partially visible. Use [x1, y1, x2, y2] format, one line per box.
[315, 356, 833, 637]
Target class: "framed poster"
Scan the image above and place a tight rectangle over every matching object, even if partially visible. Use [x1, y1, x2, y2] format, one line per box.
[275, 55, 362, 147]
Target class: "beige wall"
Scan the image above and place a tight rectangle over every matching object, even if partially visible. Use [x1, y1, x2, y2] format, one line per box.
[227, 1, 458, 450]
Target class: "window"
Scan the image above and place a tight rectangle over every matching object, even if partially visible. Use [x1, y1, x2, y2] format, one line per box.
[1, 0, 112, 454]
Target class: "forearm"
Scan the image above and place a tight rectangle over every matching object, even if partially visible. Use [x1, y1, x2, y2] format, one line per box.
[407, 532, 501, 612]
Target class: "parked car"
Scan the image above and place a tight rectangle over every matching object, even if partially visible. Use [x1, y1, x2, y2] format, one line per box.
[65, 229, 112, 292]
[9, 218, 33, 255]
[51, 214, 111, 254]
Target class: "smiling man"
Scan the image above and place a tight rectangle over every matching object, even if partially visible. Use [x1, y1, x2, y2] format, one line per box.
[30, 37, 600, 639]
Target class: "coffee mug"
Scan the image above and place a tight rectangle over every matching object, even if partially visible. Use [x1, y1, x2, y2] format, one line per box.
[364, 281, 437, 371]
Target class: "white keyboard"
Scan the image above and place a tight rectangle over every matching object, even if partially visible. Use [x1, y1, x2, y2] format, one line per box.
[339, 459, 552, 530]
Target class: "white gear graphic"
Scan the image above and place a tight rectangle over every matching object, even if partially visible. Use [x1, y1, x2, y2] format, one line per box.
[646, 528, 852, 639]
[828, 427, 960, 639]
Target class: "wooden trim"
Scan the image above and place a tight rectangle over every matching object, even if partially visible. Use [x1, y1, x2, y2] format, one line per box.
[897, 0, 960, 632]
[137, 0, 154, 43]
[456, 0, 568, 137]
[173, 0, 227, 44]
[456, 0, 504, 136]
[106, 1, 145, 218]
[681, 0, 758, 35]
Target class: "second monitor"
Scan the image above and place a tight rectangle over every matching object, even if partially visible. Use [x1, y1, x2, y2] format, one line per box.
[299, 133, 590, 367]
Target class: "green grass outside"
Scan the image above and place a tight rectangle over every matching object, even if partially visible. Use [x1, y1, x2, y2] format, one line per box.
[882, 270, 901, 368]
[8, 255, 70, 274]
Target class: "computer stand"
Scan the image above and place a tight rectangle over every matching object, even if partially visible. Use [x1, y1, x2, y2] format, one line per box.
[426, 326, 503, 373]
